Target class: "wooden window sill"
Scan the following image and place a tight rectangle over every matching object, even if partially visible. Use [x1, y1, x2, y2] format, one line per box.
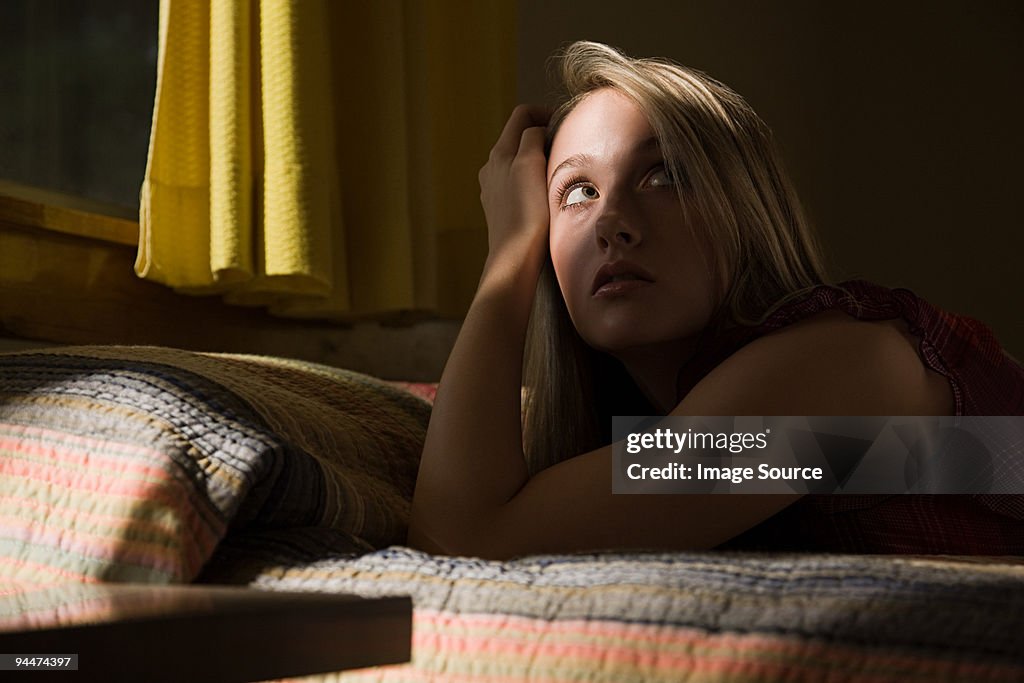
[0, 179, 454, 380]
[0, 179, 139, 247]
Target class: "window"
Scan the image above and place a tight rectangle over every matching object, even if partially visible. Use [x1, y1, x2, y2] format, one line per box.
[0, 0, 157, 210]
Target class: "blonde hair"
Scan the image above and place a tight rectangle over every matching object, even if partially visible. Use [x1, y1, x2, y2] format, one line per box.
[523, 41, 830, 473]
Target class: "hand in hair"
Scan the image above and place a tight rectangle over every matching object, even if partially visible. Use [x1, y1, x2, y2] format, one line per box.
[410, 105, 554, 558]
[478, 104, 551, 273]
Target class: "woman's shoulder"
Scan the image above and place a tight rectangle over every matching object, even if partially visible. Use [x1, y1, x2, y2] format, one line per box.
[678, 307, 955, 416]
[755, 280, 1024, 415]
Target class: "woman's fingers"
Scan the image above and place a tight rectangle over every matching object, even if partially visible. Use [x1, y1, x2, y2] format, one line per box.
[517, 125, 547, 161]
[490, 104, 552, 161]
[477, 104, 554, 269]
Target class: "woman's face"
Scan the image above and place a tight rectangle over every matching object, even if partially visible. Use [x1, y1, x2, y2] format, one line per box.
[546, 88, 716, 357]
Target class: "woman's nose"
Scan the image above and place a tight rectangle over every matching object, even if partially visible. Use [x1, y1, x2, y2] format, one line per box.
[594, 196, 643, 249]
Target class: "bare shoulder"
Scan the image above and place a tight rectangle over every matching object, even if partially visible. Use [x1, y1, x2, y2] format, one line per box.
[679, 310, 954, 416]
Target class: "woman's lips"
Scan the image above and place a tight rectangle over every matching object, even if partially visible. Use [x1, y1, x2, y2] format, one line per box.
[593, 278, 653, 297]
[591, 261, 655, 297]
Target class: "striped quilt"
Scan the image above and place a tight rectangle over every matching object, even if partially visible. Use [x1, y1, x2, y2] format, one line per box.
[3, 346, 1024, 681]
[202, 533, 1024, 682]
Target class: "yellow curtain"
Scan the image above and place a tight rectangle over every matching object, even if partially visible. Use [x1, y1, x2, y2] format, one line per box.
[138, 0, 515, 318]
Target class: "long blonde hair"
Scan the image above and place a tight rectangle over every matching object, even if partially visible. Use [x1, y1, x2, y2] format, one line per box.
[523, 41, 830, 473]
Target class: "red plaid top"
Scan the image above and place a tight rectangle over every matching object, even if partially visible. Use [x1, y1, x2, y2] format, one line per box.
[692, 280, 1024, 554]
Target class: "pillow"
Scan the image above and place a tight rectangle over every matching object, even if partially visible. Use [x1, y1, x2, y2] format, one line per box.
[0, 346, 430, 586]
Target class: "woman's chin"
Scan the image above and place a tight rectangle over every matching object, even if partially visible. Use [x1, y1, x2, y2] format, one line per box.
[579, 320, 702, 362]
[580, 327, 663, 356]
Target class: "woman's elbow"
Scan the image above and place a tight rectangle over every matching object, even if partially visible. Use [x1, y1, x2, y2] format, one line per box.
[405, 517, 448, 555]
[406, 509, 509, 560]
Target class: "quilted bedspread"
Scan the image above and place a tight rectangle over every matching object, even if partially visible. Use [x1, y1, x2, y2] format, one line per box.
[2, 346, 1023, 682]
[202, 533, 1024, 682]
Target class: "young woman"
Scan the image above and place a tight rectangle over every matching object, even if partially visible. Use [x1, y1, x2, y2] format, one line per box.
[408, 41, 1024, 559]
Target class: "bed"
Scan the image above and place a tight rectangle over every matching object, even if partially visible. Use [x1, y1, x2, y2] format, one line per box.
[2, 345, 1023, 682]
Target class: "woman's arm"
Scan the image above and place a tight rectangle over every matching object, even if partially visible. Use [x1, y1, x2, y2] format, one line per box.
[407, 105, 552, 555]
[411, 303, 950, 559]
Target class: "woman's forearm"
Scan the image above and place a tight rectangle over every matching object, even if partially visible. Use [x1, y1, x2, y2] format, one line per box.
[408, 250, 543, 554]
[409, 104, 550, 555]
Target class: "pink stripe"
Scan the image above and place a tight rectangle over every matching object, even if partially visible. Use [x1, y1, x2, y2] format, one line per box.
[0, 592, 128, 629]
[334, 666, 575, 683]
[1, 432, 230, 524]
[1, 426, 241, 534]
[0, 468, 222, 545]
[0, 448, 169, 491]
[0, 421, 183, 466]
[412, 610, 1024, 681]
[0, 582, 63, 596]
[0, 520, 191, 579]
[0, 435, 179, 481]
[2, 494, 188, 539]
[0, 556, 99, 583]
[0, 483, 220, 571]
[0, 514, 181, 551]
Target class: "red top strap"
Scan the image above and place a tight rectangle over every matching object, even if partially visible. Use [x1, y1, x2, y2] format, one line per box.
[676, 280, 1024, 416]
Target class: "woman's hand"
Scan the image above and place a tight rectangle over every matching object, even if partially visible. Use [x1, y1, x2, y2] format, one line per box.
[410, 108, 553, 556]
[478, 104, 551, 273]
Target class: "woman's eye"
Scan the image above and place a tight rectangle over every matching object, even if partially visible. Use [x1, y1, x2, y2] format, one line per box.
[647, 167, 675, 188]
[564, 185, 599, 206]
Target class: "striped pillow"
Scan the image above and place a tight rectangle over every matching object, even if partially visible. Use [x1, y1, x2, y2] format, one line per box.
[0, 346, 430, 587]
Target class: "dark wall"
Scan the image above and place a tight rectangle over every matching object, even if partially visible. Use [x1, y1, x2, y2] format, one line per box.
[518, 0, 1023, 359]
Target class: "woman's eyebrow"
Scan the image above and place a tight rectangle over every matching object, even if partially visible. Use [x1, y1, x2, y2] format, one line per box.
[547, 153, 593, 190]
[547, 137, 662, 191]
